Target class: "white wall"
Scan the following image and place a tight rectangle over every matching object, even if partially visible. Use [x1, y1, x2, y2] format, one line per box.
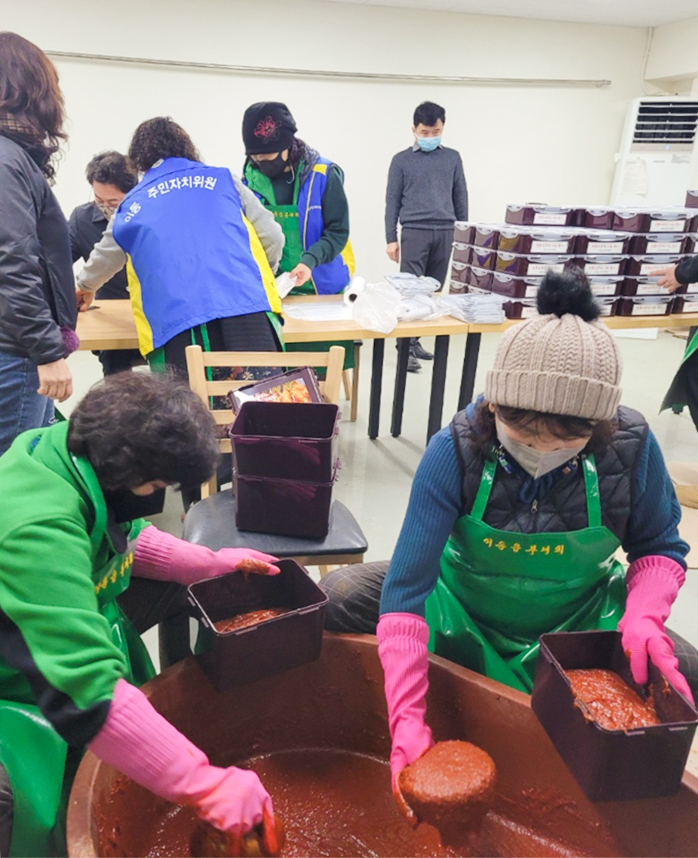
[1, 0, 649, 280]
[646, 16, 698, 85]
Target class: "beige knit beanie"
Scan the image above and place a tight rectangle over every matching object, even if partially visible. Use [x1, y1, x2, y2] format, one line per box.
[484, 272, 622, 420]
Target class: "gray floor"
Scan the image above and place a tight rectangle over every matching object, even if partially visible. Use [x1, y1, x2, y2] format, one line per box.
[62, 327, 698, 675]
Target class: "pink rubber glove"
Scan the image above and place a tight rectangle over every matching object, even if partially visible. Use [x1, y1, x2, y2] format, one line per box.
[89, 679, 272, 833]
[133, 526, 280, 585]
[618, 555, 693, 702]
[377, 612, 434, 808]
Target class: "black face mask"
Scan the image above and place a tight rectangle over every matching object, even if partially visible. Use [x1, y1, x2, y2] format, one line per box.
[102, 486, 166, 524]
[255, 154, 287, 179]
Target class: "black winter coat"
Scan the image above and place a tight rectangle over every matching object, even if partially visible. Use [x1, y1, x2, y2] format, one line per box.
[0, 135, 76, 364]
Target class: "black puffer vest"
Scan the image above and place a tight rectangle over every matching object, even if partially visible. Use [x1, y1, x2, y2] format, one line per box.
[450, 406, 648, 541]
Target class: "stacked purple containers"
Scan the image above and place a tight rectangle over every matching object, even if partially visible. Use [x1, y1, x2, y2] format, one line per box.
[451, 204, 698, 318]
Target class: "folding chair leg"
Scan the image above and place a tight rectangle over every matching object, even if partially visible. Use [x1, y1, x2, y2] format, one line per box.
[342, 370, 351, 401]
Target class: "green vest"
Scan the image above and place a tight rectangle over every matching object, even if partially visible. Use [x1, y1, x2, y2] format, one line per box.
[0, 423, 155, 855]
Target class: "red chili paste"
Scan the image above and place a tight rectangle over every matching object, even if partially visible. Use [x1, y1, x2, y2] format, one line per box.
[565, 669, 660, 730]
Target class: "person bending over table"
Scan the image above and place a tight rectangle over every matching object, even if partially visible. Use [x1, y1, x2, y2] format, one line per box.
[68, 150, 142, 376]
[241, 101, 356, 371]
[320, 269, 698, 797]
[75, 117, 284, 376]
[0, 371, 279, 857]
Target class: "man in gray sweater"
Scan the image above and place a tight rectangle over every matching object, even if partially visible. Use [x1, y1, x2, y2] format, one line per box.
[385, 101, 468, 371]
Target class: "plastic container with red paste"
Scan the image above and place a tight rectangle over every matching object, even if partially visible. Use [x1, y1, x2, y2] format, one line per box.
[532, 630, 698, 801]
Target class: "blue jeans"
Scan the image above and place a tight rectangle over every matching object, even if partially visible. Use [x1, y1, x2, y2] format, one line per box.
[0, 351, 54, 456]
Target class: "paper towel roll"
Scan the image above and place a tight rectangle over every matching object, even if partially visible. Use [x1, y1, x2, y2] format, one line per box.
[343, 276, 367, 306]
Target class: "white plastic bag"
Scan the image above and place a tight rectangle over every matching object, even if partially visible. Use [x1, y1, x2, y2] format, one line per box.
[275, 272, 297, 299]
[351, 282, 402, 333]
[384, 273, 441, 295]
[397, 294, 443, 322]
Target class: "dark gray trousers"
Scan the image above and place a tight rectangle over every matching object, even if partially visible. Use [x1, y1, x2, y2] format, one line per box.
[400, 226, 453, 289]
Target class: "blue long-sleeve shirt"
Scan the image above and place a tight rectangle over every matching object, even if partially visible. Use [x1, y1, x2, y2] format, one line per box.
[380, 416, 688, 618]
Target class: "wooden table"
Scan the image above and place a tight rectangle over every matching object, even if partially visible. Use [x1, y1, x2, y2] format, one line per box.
[76, 298, 470, 442]
[77, 300, 698, 444]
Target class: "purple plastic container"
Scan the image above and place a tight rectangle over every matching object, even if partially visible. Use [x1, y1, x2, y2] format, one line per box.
[672, 296, 698, 313]
[497, 227, 576, 255]
[628, 233, 688, 255]
[595, 297, 618, 317]
[582, 208, 614, 230]
[587, 277, 624, 297]
[491, 271, 543, 299]
[647, 211, 690, 233]
[452, 242, 472, 265]
[234, 468, 337, 539]
[573, 230, 631, 255]
[532, 630, 698, 801]
[616, 295, 674, 316]
[686, 190, 698, 209]
[503, 299, 539, 320]
[621, 276, 670, 297]
[188, 559, 328, 690]
[612, 210, 650, 233]
[465, 265, 493, 290]
[471, 246, 497, 270]
[505, 204, 576, 226]
[624, 254, 685, 277]
[576, 255, 626, 277]
[230, 401, 339, 483]
[472, 224, 501, 249]
[495, 251, 576, 277]
[454, 222, 474, 244]
[450, 260, 469, 285]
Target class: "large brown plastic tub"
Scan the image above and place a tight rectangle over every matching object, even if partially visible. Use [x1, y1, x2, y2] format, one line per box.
[68, 634, 698, 858]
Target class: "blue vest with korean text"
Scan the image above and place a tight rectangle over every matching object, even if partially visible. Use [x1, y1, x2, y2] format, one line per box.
[112, 158, 279, 355]
[297, 157, 354, 295]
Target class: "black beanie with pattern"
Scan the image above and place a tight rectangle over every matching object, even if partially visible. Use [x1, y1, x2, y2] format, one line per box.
[242, 102, 297, 154]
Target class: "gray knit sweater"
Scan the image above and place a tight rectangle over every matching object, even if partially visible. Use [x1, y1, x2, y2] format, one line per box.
[385, 145, 468, 243]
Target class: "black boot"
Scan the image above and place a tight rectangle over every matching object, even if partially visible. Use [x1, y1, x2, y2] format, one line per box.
[410, 338, 433, 360]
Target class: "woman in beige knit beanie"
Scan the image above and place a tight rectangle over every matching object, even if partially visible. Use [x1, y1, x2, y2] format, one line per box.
[321, 269, 697, 794]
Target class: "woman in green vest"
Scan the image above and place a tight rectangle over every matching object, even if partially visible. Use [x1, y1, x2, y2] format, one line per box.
[320, 270, 697, 799]
[241, 101, 356, 368]
[0, 372, 279, 856]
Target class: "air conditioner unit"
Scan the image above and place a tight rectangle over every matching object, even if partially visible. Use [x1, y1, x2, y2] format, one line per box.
[610, 96, 698, 207]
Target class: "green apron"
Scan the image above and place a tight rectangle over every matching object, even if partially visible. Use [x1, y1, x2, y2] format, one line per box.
[1, 455, 155, 856]
[264, 171, 355, 371]
[425, 455, 626, 693]
[662, 329, 698, 411]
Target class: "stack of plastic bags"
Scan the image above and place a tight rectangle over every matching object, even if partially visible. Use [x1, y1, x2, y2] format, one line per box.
[344, 274, 506, 333]
[434, 293, 506, 324]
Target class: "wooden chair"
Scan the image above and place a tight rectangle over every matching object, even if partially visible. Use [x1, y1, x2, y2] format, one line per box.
[182, 344, 367, 572]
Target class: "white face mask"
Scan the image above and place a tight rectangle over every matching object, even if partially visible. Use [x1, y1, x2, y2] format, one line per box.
[495, 420, 588, 480]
